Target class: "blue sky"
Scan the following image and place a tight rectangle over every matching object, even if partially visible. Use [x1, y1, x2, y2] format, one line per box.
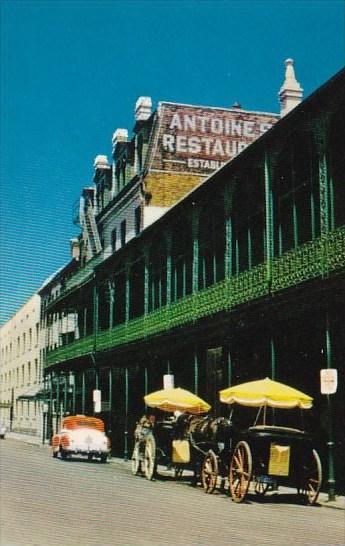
[0, 0, 344, 324]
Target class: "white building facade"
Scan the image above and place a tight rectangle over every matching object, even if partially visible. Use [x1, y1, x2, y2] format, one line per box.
[0, 293, 43, 438]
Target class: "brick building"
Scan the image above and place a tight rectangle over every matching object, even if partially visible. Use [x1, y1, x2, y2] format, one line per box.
[39, 61, 345, 494]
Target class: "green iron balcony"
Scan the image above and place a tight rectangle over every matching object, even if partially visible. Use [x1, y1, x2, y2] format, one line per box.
[45, 226, 345, 369]
[45, 253, 104, 310]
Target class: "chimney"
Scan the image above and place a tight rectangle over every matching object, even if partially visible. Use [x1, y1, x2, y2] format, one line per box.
[70, 238, 80, 261]
[135, 96, 152, 121]
[112, 128, 128, 153]
[93, 154, 110, 170]
[279, 58, 303, 116]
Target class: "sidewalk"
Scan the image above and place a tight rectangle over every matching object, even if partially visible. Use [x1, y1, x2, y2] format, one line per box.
[5, 433, 345, 510]
[6, 431, 45, 446]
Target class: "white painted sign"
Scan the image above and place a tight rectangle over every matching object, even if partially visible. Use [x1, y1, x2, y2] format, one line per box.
[320, 368, 338, 394]
[93, 389, 102, 413]
[157, 104, 278, 173]
[163, 374, 174, 389]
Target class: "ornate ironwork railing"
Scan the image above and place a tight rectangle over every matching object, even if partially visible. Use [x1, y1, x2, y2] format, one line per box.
[45, 253, 104, 311]
[45, 334, 95, 366]
[45, 227, 344, 368]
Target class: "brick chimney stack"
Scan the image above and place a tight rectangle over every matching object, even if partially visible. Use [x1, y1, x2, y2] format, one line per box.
[279, 59, 303, 116]
[70, 238, 80, 261]
[135, 96, 152, 121]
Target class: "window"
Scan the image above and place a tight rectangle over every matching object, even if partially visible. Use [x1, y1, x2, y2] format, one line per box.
[35, 359, 38, 383]
[35, 323, 39, 346]
[29, 328, 32, 350]
[111, 228, 117, 253]
[120, 220, 126, 248]
[135, 206, 141, 236]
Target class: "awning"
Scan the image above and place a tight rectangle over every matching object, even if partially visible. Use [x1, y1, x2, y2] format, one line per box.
[17, 385, 46, 400]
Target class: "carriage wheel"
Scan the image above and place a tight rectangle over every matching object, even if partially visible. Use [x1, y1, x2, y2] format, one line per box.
[131, 442, 141, 476]
[298, 449, 322, 505]
[174, 466, 183, 480]
[144, 434, 157, 480]
[229, 441, 252, 503]
[201, 450, 218, 494]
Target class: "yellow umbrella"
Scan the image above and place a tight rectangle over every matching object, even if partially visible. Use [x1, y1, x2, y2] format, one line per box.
[144, 387, 211, 414]
[219, 377, 313, 409]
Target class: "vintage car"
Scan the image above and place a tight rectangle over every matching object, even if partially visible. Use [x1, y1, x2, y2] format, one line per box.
[52, 415, 110, 462]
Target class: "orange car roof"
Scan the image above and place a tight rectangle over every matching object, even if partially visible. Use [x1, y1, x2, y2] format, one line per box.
[61, 415, 105, 431]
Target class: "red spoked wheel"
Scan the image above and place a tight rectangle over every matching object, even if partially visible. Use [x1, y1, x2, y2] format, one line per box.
[201, 450, 218, 494]
[131, 442, 142, 476]
[144, 434, 157, 480]
[229, 441, 252, 503]
[298, 449, 322, 505]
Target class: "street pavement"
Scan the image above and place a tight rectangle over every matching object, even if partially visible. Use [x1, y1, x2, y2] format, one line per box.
[1, 435, 344, 546]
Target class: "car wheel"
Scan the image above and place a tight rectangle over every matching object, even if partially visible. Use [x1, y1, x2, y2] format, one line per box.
[100, 453, 107, 463]
[52, 450, 58, 458]
[60, 448, 68, 460]
[88, 454, 93, 462]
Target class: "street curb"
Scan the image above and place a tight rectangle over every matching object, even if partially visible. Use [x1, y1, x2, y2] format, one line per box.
[108, 457, 345, 511]
[317, 500, 345, 511]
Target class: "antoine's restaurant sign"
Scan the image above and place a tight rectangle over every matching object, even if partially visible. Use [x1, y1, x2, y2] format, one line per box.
[154, 102, 279, 174]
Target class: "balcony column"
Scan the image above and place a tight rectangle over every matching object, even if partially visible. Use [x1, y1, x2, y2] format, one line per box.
[55, 373, 60, 434]
[194, 346, 199, 395]
[63, 373, 68, 416]
[143, 245, 150, 315]
[192, 207, 200, 294]
[144, 366, 148, 397]
[264, 151, 274, 283]
[93, 285, 99, 338]
[58, 312, 62, 347]
[109, 280, 115, 329]
[95, 367, 99, 390]
[125, 265, 131, 323]
[66, 311, 69, 343]
[124, 367, 129, 461]
[314, 124, 330, 235]
[81, 370, 86, 414]
[226, 345, 232, 386]
[74, 309, 79, 340]
[270, 337, 276, 380]
[165, 231, 172, 305]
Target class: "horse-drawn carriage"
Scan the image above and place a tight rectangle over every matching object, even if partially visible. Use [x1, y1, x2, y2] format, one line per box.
[132, 379, 322, 506]
[131, 387, 220, 482]
[220, 378, 322, 504]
